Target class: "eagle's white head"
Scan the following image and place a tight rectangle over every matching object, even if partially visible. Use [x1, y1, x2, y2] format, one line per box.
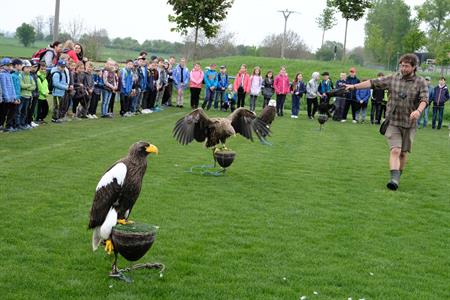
[268, 99, 276, 107]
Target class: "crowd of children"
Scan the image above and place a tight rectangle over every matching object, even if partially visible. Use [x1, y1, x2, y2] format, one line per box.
[1, 40, 448, 133]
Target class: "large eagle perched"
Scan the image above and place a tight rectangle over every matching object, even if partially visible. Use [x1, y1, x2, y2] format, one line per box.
[258, 99, 277, 136]
[88, 141, 158, 253]
[173, 108, 270, 148]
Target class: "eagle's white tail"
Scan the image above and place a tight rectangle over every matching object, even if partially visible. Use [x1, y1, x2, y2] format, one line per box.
[92, 227, 101, 251]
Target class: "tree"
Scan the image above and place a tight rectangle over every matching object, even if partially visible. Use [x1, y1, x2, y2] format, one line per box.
[348, 46, 366, 65]
[402, 20, 427, 53]
[64, 18, 85, 41]
[416, 0, 450, 34]
[31, 16, 46, 40]
[47, 16, 54, 40]
[167, 0, 234, 60]
[316, 3, 337, 47]
[15, 23, 36, 47]
[330, 0, 372, 59]
[80, 29, 110, 61]
[415, 0, 450, 75]
[260, 31, 312, 59]
[315, 41, 343, 61]
[364, 0, 413, 69]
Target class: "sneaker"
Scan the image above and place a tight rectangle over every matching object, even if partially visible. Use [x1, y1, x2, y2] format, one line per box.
[352, 120, 357, 124]
[92, 114, 98, 119]
[87, 114, 93, 119]
[340, 119, 347, 123]
[31, 121, 39, 127]
[295, 116, 298, 119]
[4, 127, 17, 132]
[291, 115, 295, 118]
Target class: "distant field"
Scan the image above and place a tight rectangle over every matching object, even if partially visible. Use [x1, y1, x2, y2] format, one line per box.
[0, 37, 170, 62]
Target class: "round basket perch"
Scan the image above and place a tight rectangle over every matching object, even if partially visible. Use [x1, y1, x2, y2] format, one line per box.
[111, 223, 157, 261]
[214, 150, 236, 168]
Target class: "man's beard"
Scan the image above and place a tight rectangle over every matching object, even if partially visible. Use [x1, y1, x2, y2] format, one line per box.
[401, 69, 414, 77]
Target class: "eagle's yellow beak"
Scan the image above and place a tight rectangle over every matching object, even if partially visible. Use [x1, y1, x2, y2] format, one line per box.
[146, 144, 158, 155]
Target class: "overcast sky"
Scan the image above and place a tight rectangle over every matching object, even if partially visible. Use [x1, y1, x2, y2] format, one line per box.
[1, 0, 425, 51]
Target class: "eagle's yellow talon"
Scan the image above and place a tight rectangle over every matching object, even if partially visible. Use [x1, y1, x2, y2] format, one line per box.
[104, 239, 114, 255]
[117, 219, 134, 225]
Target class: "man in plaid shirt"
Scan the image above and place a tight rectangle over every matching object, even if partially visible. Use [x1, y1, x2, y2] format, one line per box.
[345, 54, 428, 191]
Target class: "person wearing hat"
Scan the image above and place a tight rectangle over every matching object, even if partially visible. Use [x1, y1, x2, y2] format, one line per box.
[16, 60, 36, 130]
[417, 76, 434, 128]
[345, 53, 429, 191]
[0, 58, 19, 132]
[317, 71, 334, 104]
[51, 60, 70, 122]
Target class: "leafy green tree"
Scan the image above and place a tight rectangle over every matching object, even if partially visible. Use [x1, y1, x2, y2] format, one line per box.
[416, 0, 449, 34]
[15, 23, 36, 47]
[315, 41, 343, 61]
[316, 3, 337, 47]
[416, 0, 450, 74]
[329, 0, 372, 59]
[167, 0, 234, 60]
[364, 0, 413, 69]
[402, 20, 427, 53]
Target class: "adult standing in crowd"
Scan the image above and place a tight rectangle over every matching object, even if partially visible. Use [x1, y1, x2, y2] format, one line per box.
[341, 67, 360, 123]
[345, 54, 429, 191]
[42, 41, 63, 67]
[63, 40, 80, 63]
[74, 43, 87, 63]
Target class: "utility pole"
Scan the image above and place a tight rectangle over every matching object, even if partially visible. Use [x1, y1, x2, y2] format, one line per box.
[277, 9, 299, 59]
[53, 0, 60, 41]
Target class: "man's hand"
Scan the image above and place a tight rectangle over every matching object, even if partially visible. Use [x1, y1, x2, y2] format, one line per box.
[410, 110, 421, 121]
[344, 84, 355, 91]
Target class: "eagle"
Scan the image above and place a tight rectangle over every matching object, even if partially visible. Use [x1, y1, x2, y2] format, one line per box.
[88, 141, 158, 254]
[259, 99, 276, 129]
[173, 108, 270, 149]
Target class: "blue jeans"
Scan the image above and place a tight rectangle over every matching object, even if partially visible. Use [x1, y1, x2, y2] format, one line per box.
[202, 88, 216, 110]
[102, 90, 112, 116]
[214, 89, 225, 109]
[17, 97, 31, 126]
[291, 93, 301, 116]
[417, 106, 429, 128]
[432, 106, 444, 129]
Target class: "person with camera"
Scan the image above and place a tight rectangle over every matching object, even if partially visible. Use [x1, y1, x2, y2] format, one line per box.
[345, 54, 429, 191]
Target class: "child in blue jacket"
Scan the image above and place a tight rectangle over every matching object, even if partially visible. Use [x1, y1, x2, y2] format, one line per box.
[201, 63, 218, 110]
[356, 80, 371, 123]
[0, 58, 19, 132]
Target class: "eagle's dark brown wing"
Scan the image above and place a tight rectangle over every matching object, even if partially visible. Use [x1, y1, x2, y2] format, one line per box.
[88, 161, 126, 229]
[173, 108, 212, 145]
[228, 108, 270, 142]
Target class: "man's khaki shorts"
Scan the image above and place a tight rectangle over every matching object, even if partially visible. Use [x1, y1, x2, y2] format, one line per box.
[385, 125, 416, 153]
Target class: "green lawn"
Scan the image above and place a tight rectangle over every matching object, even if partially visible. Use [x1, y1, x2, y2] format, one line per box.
[0, 103, 449, 299]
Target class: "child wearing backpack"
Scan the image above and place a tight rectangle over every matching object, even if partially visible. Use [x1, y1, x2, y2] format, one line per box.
[51, 60, 69, 122]
[36, 62, 50, 123]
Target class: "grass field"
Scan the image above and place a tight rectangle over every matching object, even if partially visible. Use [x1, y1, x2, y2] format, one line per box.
[0, 102, 449, 299]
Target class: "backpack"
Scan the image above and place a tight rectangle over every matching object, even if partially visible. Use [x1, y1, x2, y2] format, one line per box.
[48, 71, 62, 94]
[32, 48, 52, 62]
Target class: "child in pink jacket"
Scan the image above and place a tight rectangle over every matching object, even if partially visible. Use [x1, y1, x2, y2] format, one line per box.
[233, 64, 251, 108]
[189, 63, 204, 109]
[274, 66, 290, 116]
